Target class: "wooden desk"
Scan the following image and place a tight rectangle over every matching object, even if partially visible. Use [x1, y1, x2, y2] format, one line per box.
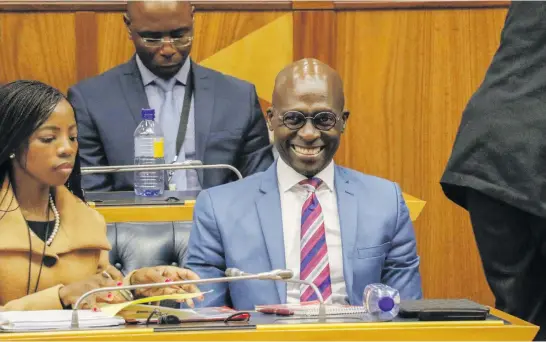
[89, 201, 195, 223]
[90, 193, 425, 224]
[0, 309, 537, 341]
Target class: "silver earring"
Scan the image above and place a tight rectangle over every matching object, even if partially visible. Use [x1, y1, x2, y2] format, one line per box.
[9, 153, 15, 159]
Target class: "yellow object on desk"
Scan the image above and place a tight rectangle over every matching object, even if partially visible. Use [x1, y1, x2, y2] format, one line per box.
[98, 292, 207, 317]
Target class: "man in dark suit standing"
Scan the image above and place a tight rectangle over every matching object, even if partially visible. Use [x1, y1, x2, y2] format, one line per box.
[441, 2, 546, 339]
[68, 1, 273, 192]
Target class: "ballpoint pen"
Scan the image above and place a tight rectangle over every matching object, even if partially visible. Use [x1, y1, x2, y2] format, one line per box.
[257, 308, 294, 316]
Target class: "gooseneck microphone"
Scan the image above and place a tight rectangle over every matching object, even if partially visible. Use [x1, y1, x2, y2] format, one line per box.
[225, 268, 326, 321]
[225, 268, 295, 280]
[70, 269, 296, 329]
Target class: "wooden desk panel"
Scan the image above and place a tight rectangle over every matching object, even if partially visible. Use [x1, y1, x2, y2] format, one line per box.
[0, 309, 537, 341]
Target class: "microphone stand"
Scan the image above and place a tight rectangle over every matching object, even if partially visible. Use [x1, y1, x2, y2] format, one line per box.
[81, 162, 243, 180]
[71, 273, 285, 329]
[283, 279, 326, 322]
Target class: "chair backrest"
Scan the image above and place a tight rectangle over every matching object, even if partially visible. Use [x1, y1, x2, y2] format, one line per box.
[106, 221, 192, 275]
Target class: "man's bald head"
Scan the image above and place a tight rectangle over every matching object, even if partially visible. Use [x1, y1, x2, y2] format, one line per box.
[127, 1, 192, 21]
[272, 58, 344, 112]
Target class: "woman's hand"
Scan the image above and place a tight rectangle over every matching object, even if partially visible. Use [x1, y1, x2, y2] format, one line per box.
[130, 266, 203, 307]
[58, 269, 127, 311]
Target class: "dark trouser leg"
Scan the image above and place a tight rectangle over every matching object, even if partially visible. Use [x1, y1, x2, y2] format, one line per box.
[466, 189, 546, 340]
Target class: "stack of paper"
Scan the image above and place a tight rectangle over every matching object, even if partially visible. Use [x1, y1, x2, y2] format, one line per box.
[0, 291, 210, 332]
[0, 310, 125, 331]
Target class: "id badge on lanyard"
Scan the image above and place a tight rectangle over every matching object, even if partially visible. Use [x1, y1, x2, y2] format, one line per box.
[168, 156, 178, 191]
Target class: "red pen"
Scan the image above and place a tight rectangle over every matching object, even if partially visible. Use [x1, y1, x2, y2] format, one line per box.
[258, 308, 294, 316]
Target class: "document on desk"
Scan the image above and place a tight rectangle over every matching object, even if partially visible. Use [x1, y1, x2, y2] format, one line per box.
[99, 291, 210, 317]
[0, 310, 125, 331]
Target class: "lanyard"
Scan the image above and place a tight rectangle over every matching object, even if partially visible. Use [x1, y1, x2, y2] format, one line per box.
[168, 64, 194, 190]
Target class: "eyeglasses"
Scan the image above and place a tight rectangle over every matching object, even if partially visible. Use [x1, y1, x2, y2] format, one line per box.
[279, 111, 339, 131]
[139, 35, 194, 48]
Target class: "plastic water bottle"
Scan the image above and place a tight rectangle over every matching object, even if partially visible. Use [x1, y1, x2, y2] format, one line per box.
[134, 108, 165, 197]
[363, 283, 400, 321]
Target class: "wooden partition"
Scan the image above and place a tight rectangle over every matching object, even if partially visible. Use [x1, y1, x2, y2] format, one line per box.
[0, 1, 512, 306]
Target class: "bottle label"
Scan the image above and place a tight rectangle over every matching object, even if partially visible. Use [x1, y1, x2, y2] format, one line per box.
[153, 138, 164, 158]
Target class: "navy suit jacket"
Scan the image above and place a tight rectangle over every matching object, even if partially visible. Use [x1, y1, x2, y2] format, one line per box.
[68, 57, 274, 191]
[186, 162, 423, 310]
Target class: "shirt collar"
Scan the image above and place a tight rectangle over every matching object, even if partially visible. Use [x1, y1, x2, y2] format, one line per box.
[276, 157, 335, 193]
[135, 55, 191, 87]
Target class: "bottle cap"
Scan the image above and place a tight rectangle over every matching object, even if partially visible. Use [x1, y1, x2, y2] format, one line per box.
[141, 108, 155, 120]
[378, 297, 395, 312]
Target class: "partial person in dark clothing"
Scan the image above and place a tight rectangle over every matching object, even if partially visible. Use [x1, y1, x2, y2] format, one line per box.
[441, 2, 546, 339]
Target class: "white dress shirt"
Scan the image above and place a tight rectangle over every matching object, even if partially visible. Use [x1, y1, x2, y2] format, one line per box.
[277, 157, 348, 304]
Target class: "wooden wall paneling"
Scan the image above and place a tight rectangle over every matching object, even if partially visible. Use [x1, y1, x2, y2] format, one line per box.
[96, 12, 133, 75]
[75, 11, 97, 82]
[293, 7, 336, 66]
[191, 11, 289, 63]
[333, 1, 510, 10]
[336, 8, 508, 305]
[0, 1, 510, 12]
[0, 12, 76, 93]
[292, 1, 335, 10]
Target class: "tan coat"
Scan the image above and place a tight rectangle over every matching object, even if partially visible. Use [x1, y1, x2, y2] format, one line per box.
[0, 178, 111, 310]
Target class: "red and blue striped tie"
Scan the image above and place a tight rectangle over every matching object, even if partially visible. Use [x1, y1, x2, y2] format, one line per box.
[299, 177, 332, 302]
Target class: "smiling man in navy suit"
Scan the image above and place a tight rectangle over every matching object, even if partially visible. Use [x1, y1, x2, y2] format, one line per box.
[68, 1, 273, 192]
[186, 58, 422, 309]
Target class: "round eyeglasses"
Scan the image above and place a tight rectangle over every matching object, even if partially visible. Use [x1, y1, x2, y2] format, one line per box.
[280, 111, 339, 131]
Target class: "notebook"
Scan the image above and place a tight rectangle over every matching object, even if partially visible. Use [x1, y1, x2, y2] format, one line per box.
[0, 310, 124, 331]
[255, 302, 367, 317]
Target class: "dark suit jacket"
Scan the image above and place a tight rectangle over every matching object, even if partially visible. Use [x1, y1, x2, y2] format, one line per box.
[68, 57, 274, 192]
[441, 2, 546, 217]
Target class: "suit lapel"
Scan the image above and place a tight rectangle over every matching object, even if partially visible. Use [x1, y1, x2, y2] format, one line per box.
[119, 56, 149, 125]
[335, 166, 358, 304]
[255, 163, 286, 303]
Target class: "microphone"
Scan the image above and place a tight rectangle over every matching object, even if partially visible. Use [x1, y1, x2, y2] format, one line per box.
[224, 268, 326, 321]
[81, 162, 243, 180]
[225, 268, 294, 280]
[70, 269, 294, 329]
